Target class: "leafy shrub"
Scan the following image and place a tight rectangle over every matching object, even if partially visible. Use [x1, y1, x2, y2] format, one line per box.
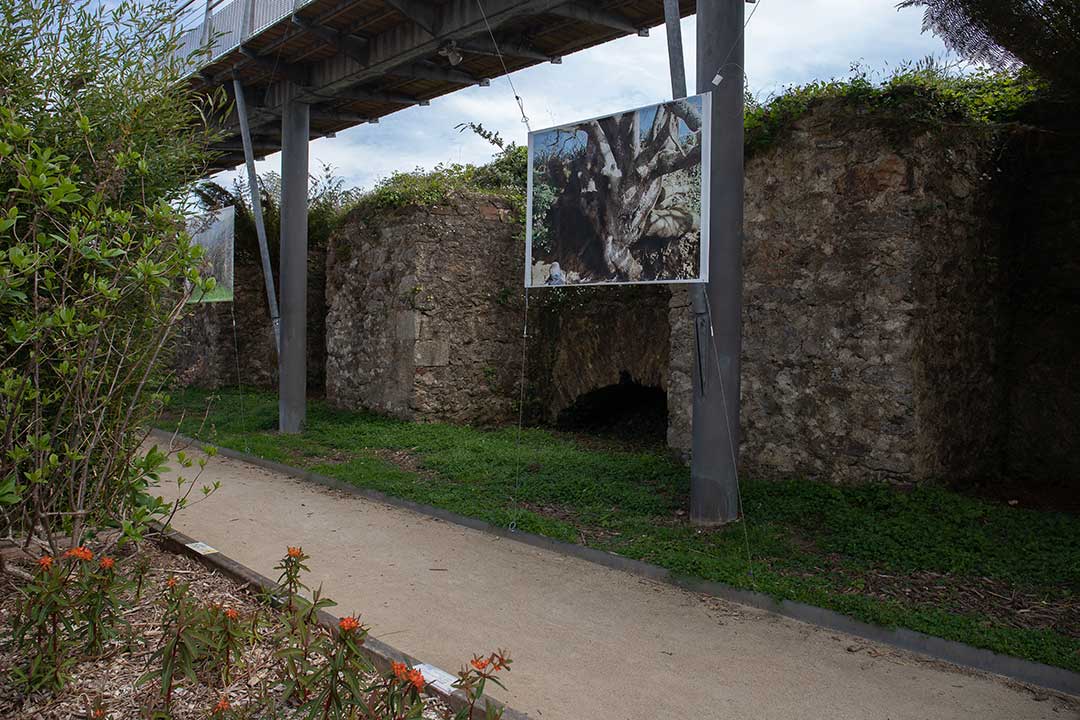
[0, 0, 225, 551]
[346, 122, 527, 221]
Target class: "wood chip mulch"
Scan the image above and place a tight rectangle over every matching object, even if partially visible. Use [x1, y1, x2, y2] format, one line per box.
[783, 555, 1079, 638]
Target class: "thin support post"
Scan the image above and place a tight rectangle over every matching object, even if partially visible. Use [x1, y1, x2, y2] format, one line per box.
[233, 77, 281, 353]
[279, 85, 309, 434]
[690, 0, 744, 525]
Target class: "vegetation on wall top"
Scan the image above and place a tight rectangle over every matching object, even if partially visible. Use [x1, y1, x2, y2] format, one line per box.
[339, 64, 1050, 219]
[314, 64, 1052, 314]
[348, 127, 527, 220]
[744, 62, 1049, 156]
[196, 164, 360, 274]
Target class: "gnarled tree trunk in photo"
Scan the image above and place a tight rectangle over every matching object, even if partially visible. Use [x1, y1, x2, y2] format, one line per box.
[543, 99, 702, 282]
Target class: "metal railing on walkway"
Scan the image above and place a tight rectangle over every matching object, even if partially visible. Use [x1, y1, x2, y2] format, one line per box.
[173, 0, 316, 72]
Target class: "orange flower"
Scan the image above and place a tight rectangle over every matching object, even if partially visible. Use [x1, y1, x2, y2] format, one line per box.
[99, 556, 115, 571]
[286, 546, 303, 558]
[224, 608, 239, 621]
[213, 696, 230, 712]
[470, 656, 490, 671]
[392, 661, 408, 681]
[407, 668, 425, 691]
[338, 615, 360, 633]
[91, 709, 105, 719]
[64, 546, 93, 562]
[37, 555, 54, 571]
[166, 576, 178, 589]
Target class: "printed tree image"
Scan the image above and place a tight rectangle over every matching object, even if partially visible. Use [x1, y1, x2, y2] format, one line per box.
[530, 96, 707, 285]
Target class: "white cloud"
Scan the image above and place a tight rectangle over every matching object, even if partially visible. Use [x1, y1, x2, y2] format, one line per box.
[216, 2, 949, 191]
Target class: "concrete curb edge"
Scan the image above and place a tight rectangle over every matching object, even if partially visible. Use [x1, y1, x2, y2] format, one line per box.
[151, 428, 1080, 698]
[155, 524, 531, 720]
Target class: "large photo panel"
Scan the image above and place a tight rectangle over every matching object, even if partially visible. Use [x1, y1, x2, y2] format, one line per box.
[526, 93, 711, 287]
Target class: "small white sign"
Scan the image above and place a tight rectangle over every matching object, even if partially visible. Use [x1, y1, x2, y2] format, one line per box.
[413, 663, 458, 695]
[186, 540, 218, 555]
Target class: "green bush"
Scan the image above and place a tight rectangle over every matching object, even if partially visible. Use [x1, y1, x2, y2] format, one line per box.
[0, 0, 225, 551]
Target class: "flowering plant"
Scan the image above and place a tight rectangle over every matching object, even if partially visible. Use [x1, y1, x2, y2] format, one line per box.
[274, 545, 311, 611]
[448, 650, 512, 720]
[76, 554, 130, 654]
[10, 552, 77, 690]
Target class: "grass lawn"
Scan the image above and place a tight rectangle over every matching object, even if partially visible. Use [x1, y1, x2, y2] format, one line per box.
[161, 388, 1080, 672]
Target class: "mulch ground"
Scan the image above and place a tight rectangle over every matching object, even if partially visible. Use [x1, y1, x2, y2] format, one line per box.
[781, 554, 1080, 639]
[0, 541, 448, 719]
[854, 568, 1080, 637]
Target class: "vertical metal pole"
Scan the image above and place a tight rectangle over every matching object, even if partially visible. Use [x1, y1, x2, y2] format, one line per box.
[233, 77, 281, 353]
[279, 83, 309, 433]
[691, 0, 744, 525]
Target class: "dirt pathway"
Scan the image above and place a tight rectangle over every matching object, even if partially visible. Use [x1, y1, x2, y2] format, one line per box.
[157, 447, 1078, 720]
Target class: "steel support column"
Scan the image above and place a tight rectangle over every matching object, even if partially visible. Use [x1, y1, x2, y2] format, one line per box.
[278, 84, 309, 433]
[690, 0, 744, 525]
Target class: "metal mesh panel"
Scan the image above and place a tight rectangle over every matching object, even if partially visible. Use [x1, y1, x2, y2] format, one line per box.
[251, 0, 293, 36]
[209, 0, 243, 57]
[172, 0, 327, 70]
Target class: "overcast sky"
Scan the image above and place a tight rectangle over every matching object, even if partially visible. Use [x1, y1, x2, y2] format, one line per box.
[215, 1, 950, 191]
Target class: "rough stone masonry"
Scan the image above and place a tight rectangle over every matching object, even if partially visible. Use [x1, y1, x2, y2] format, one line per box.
[668, 100, 1003, 482]
[321, 99, 1007, 484]
[324, 197, 522, 425]
[177, 99, 1078, 488]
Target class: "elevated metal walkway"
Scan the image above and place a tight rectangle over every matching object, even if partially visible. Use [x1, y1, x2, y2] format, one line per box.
[179, 0, 692, 168]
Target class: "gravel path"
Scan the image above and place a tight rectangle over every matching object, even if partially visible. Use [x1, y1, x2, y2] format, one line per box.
[157, 445, 1080, 720]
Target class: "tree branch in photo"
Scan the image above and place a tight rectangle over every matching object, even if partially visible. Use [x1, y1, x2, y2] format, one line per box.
[537, 99, 705, 282]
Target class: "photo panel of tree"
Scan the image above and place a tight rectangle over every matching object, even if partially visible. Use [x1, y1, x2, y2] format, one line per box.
[526, 93, 711, 287]
[187, 205, 235, 303]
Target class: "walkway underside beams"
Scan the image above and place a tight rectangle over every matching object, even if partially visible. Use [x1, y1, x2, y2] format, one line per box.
[194, 0, 695, 168]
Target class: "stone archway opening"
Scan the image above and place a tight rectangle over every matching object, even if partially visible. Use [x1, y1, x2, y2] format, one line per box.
[556, 371, 668, 447]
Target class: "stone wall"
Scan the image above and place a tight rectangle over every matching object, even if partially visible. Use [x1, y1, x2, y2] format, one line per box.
[324, 196, 522, 424]
[667, 100, 1005, 482]
[527, 286, 670, 424]
[324, 198, 675, 429]
[172, 244, 278, 390]
[173, 99, 1078, 492]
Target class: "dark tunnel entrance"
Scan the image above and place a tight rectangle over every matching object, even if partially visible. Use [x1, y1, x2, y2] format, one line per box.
[556, 371, 668, 447]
